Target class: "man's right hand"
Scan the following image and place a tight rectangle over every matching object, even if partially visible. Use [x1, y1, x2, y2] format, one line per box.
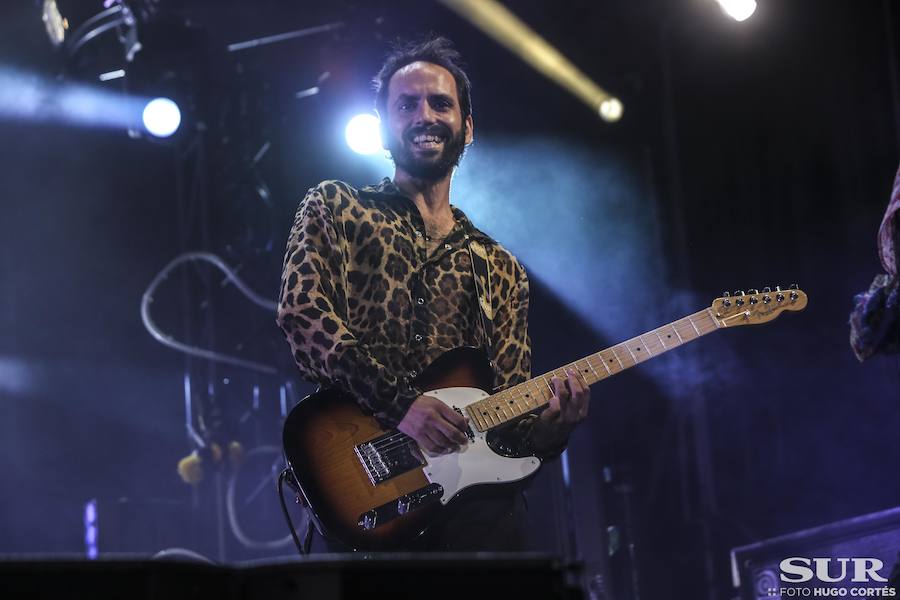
[397, 395, 469, 454]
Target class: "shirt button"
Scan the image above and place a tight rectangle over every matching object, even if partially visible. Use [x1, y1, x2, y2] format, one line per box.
[444, 243, 451, 250]
[409, 370, 418, 378]
[414, 334, 423, 342]
[416, 297, 425, 305]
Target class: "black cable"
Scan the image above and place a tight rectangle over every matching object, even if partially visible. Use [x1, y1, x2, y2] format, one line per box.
[277, 468, 306, 555]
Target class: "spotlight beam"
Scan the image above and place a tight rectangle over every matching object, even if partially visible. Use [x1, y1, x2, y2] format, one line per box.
[438, 0, 623, 122]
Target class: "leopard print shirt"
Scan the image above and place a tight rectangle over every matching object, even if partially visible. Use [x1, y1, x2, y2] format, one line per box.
[276, 178, 532, 429]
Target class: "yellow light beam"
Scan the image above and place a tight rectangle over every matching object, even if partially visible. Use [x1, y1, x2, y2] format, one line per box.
[438, 0, 623, 122]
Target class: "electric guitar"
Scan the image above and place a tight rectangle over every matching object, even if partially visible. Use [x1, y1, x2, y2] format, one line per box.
[282, 286, 807, 550]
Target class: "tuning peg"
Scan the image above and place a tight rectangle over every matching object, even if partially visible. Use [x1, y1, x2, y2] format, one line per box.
[763, 286, 771, 293]
[748, 288, 759, 295]
[722, 291, 731, 297]
[775, 285, 782, 292]
[734, 290, 745, 296]
[790, 283, 799, 290]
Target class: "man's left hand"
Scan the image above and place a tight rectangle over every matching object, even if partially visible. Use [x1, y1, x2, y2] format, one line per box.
[530, 368, 590, 453]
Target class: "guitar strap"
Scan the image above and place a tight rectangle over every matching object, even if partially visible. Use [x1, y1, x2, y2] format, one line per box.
[466, 238, 494, 359]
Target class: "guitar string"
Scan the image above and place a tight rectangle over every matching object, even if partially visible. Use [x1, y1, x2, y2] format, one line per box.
[366, 334, 677, 455]
[362, 312, 718, 459]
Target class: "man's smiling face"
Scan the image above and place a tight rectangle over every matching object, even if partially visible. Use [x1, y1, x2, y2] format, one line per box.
[382, 61, 474, 182]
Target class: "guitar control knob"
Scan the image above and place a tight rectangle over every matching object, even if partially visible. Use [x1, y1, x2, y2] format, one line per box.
[397, 495, 411, 515]
[359, 510, 378, 531]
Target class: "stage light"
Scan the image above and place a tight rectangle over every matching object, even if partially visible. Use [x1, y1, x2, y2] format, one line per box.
[716, 0, 757, 22]
[142, 97, 181, 137]
[599, 98, 624, 123]
[345, 113, 382, 155]
[438, 0, 623, 123]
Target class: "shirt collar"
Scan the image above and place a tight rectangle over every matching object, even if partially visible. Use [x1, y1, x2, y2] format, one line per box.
[360, 177, 496, 245]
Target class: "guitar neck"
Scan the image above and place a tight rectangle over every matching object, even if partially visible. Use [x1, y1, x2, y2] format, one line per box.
[466, 307, 721, 432]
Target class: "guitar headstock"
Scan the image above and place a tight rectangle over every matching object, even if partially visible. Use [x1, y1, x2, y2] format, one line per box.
[711, 285, 807, 327]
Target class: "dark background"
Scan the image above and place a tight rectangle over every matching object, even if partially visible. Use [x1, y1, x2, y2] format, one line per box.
[2, 1, 899, 598]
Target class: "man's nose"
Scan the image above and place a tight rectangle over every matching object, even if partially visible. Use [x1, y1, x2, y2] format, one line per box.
[412, 101, 436, 125]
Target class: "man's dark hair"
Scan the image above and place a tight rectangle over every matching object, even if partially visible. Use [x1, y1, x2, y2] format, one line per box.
[373, 36, 473, 122]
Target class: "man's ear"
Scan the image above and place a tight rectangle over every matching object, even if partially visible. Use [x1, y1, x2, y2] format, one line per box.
[464, 114, 474, 145]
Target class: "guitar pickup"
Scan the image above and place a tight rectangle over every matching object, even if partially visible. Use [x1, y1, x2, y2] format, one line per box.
[355, 431, 426, 486]
[358, 483, 444, 530]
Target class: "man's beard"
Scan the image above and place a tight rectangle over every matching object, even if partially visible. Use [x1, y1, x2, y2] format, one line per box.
[387, 123, 468, 182]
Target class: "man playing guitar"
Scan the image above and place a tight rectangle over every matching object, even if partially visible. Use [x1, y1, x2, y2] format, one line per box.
[277, 36, 590, 551]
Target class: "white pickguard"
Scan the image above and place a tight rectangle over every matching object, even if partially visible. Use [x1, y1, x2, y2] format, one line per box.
[420, 387, 541, 504]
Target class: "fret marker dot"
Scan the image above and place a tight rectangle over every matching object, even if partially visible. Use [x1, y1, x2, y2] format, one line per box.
[636, 347, 641, 351]
[509, 400, 514, 404]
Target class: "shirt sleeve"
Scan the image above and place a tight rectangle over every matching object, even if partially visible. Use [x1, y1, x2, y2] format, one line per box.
[490, 257, 568, 460]
[491, 257, 532, 391]
[276, 183, 421, 428]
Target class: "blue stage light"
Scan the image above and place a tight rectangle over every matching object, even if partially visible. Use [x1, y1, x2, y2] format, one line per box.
[345, 113, 382, 155]
[142, 97, 181, 137]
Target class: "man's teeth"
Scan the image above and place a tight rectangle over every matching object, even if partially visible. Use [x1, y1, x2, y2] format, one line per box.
[413, 134, 443, 144]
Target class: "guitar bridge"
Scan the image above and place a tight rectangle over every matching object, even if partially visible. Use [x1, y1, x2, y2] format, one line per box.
[355, 431, 425, 485]
[358, 483, 444, 530]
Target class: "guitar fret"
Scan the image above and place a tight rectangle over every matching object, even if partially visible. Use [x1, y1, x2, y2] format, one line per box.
[598, 353, 612, 376]
[640, 334, 654, 357]
[688, 316, 701, 336]
[507, 390, 524, 416]
[674, 320, 694, 341]
[585, 358, 601, 381]
[654, 330, 666, 349]
[495, 395, 513, 421]
[610, 349, 624, 370]
[513, 390, 530, 415]
[672, 325, 684, 344]
[535, 378, 550, 402]
[542, 376, 554, 396]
